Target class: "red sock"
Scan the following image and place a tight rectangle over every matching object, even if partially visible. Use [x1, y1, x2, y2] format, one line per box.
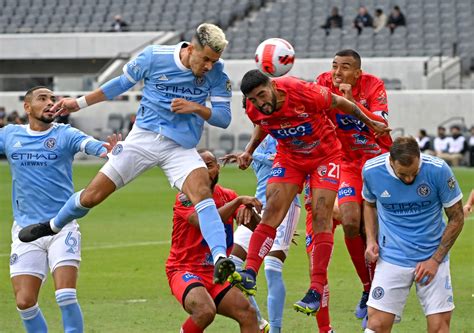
[316, 283, 332, 332]
[245, 223, 276, 273]
[345, 235, 371, 292]
[181, 317, 203, 333]
[310, 232, 334, 293]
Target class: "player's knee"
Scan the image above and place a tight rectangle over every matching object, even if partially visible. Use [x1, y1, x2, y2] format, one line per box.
[367, 315, 388, 332]
[235, 300, 258, 326]
[15, 293, 38, 310]
[341, 215, 360, 237]
[192, 302, 216, 327]
[312, 213, 332, 232]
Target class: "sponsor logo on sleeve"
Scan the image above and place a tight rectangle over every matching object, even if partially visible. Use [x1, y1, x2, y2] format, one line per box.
[447, 176, 456, 190]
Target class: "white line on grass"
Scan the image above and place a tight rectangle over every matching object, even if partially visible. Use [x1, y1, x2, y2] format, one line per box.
[0, 240, 170, 257]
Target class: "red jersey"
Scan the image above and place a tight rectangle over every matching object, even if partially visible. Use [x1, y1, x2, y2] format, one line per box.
[316, 72, 392, 162]
[165, 185, 237, 274]
[246, 76, 341, 158]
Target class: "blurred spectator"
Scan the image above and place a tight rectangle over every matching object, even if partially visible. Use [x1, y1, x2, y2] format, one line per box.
[468, 126, 474, 167]
[111, 15, 129, 32]
[387, 5, 406, 34]
[353, 6, 373, 35]
[7, 110, 25, 125]
[438, 125, 467, 167]
[416, 129, 433, 154]
[0, 107, 6, 128]
[434, 126, 450, 154]
[321, 7, 343, 35]
[373, 8, 388, 33]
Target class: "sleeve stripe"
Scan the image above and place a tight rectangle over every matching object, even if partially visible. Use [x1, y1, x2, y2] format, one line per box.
[210, 96, 231, 102]
[122, 65, 137, 84]
[442, 193, 463, 208]
[80, 137, 94, 152]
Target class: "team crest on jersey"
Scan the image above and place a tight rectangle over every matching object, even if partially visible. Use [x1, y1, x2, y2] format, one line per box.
[294, 105, 305, 114]
[44, 138, 56, 150]
[317, 165, 327, 176]
[112, 144, 123, 155]
[447, 176, 456, 191]
[417, 184, 431, 197]
[10, 253, 18, 265]
[372, 286, 384, 300]
[194, 76, 206, 87]
[226, 79, 232, 92]
[178, 192, 192, 207]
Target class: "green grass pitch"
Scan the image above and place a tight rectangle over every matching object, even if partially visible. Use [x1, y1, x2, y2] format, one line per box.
[0, 163, 472, 332]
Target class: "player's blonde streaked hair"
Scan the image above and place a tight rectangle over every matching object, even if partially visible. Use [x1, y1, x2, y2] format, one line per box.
[193, 23, 228, 53]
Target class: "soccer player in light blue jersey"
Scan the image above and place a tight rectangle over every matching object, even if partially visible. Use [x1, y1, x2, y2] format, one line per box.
[19, 23, 236, 283]
[0, 87, 117, 333]
[362, 137, 464, 333]
[223, 134, 301, 333]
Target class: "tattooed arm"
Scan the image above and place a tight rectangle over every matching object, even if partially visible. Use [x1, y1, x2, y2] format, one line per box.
[330, 93, 391, 136]
[431, 199, 465, 264]
[414, 199, 464, 285]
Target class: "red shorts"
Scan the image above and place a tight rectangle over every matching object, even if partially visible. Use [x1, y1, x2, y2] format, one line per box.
[337, 162, 363, 205]
[268, 152, 341, 192]
[167, 270, 232, 308]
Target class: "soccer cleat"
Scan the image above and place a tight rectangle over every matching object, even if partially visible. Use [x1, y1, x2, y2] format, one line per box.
[213, 257, 236, 284]
[293, 289, 321, 315]
[18, 222, 56, 242]
[228, 269, 257, 296]
[355, 291, 370, 319]
[259, 319, 270, 333]
[362, 315, 368, 329]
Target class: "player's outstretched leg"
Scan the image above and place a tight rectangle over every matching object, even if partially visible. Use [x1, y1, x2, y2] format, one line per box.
[293, 289, 321, 315]
[213, 257, 235, 284]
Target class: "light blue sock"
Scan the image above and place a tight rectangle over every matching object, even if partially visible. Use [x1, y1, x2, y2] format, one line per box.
[230, 255, 245, 271]
[195, 198, 227, 263]
[265, 256, 285, 333]
[56, 288, 83, 333]
[18, 303, 48, 333]
[52, 190, 89, 231]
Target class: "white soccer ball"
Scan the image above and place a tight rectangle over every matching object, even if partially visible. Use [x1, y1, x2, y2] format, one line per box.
[255, 38, 295, 77]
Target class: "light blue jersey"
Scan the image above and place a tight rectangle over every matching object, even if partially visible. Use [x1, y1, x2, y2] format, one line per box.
[121, 42, 232, 149]
[251, 135, 300, 208]
[362, 153, 462, 267]
[0, 124, 105, 227]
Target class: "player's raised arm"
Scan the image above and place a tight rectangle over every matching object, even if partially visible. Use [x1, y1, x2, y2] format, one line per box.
[236, 125, 267, 170]
[330, 93, 391, 136]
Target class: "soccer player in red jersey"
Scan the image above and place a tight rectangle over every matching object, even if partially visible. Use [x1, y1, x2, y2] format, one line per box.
[166, 149, 262, 333]
[229, 69, 390, 317]
[306, 49, 393, 325]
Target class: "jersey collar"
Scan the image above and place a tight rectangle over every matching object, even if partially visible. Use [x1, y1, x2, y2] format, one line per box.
[174, 42, 191, 72]
[26, 124, 54, 136]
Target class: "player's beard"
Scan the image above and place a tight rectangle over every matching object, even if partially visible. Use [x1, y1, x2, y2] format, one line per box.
[258, 94, 277, 115]
[37, 114, 55, 124]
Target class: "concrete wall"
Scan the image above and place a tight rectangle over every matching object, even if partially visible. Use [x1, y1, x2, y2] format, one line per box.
[1, 90, 472, 151]
[0, 32, 174, 59]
